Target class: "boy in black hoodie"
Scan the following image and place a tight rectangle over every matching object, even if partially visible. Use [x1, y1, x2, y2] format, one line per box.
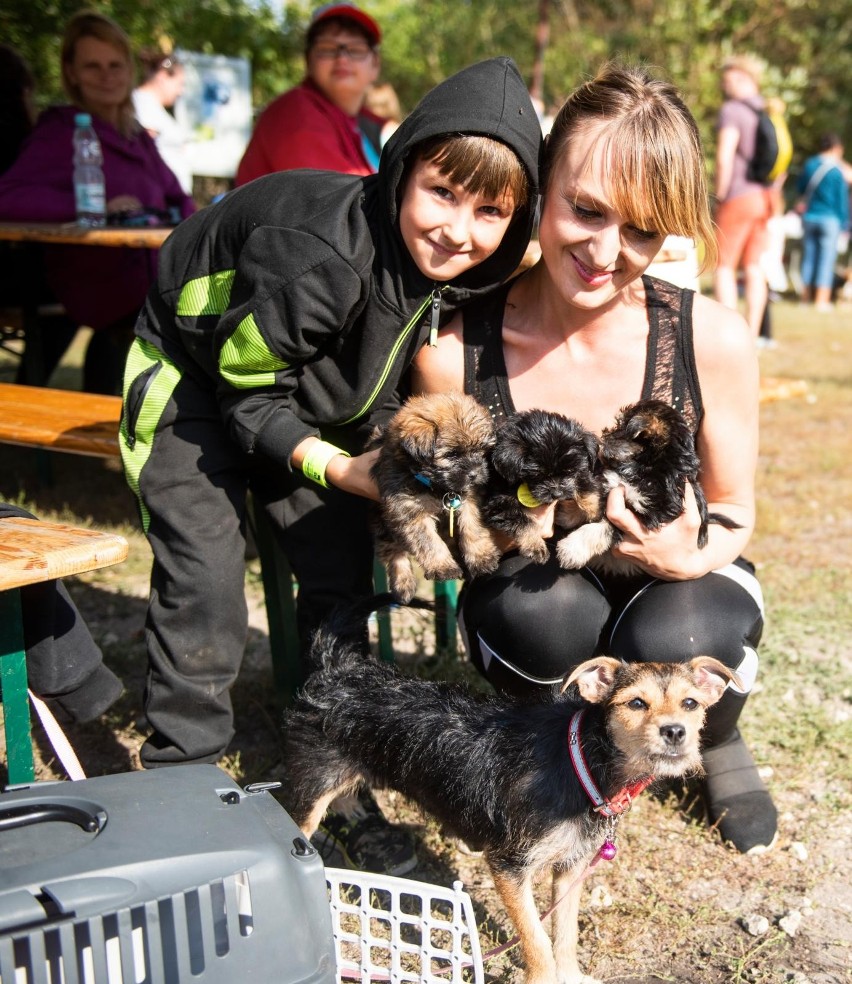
[120, 57, 541, 803]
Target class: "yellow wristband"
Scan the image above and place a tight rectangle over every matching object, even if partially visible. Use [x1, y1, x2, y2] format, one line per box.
[301, 441, 350, 488]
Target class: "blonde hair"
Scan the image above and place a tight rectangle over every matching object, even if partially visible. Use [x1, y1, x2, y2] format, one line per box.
[721, 55, 764, 86]
[61, 9, 137, 138]
[544, 62, 717, 269]
[365, 82, 401, 123]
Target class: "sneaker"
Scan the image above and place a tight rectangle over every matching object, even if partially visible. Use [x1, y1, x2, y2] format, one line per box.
[315, 791, 418, 876]
[701, 732, 778, 855]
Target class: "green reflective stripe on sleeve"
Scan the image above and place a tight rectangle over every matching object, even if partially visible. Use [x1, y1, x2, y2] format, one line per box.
[176, 270, 236, 316]
[119, 338, 182, 534]
[219, 311, 290, 389]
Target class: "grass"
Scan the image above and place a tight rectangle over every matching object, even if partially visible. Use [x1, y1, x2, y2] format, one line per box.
[1, 298, 851, 982]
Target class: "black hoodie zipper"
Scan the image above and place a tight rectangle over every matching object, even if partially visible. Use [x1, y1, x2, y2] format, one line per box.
[339, 286, 447, 425]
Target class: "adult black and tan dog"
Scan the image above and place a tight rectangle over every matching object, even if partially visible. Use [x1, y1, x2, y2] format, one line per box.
[281, 631, 736, 984]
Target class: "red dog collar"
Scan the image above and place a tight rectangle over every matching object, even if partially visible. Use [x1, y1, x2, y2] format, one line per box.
[568, 709, 654, 817]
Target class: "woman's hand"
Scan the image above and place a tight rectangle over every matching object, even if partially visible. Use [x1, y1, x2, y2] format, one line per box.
[107, 194, 143, 214]
[605, 482, 710, 579]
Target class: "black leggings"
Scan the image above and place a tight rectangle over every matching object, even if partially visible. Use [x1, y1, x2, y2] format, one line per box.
[459, 549, 764, 748]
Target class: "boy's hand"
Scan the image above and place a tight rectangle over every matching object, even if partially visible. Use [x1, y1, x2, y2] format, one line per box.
[326, 449, 381, 501]
[291, 438, 380, 500]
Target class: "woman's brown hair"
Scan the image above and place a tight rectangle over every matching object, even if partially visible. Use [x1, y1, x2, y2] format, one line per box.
[544, 63, 716, 269]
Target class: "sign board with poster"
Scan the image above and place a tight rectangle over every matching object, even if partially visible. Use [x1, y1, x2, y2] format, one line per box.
[173, 51, 252, 179]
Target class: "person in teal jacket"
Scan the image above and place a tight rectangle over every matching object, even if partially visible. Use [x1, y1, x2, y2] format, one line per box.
[797, 132, 850, 311]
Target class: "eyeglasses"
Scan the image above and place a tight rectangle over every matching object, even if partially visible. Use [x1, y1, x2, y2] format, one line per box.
[312, 43, 373, 61]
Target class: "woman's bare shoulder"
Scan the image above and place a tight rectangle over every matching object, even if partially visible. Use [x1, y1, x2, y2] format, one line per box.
[691, 292, 759, 405]
[410, 312, 466, 394]
[691, 292, 755, 362]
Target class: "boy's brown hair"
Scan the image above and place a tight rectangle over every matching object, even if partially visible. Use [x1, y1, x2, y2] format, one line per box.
[412, 133, 530, 212]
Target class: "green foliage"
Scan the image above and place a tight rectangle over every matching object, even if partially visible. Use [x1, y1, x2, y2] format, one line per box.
[2, 0, 850, 175]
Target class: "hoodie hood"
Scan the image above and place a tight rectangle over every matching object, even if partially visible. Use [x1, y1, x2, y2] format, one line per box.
[376, 56, 542, 300]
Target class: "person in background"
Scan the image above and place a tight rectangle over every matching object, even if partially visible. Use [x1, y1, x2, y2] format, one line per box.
[235, 2, 384, 184]
[0, 44, 35, 174]
[0, 10, 194, 394]
[713, 55, 774, 339]
[412, 62, 778, 857]
[365, 80, 402, 148]
[797, 132, 849, 312]
[756, 97, 791, 349]
[133, 49, 193, 195]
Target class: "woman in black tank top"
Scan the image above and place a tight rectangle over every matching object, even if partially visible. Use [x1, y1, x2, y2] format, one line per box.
[410, 64, 776, 855]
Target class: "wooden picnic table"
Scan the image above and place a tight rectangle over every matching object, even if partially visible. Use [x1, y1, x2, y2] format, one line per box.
[0, 220, 173, 249]
[0, 220, 174, 386]
[0, 517, 128, 784]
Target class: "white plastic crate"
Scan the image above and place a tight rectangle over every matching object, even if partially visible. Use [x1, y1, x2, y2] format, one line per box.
[325, 869, 484, 984]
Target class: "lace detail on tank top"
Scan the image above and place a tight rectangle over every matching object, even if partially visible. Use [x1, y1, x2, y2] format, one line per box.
[643, 275, 702, 433]
[462, 275, 702, 432]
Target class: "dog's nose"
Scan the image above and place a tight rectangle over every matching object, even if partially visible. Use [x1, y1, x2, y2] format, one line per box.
[660, 723, 686, 745]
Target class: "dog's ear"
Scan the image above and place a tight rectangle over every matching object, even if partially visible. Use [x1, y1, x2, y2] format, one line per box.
[688, 655, 741, 705]
[582, 430, 600, 467]
[399, 416, 439, 466]
[561, 656, 623, 701]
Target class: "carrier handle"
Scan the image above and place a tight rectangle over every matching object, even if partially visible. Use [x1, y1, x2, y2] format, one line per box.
[0, 803, 106, 834]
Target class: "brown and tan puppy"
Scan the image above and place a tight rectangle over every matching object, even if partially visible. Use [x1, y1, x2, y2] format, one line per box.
[368, 392, 500, 602]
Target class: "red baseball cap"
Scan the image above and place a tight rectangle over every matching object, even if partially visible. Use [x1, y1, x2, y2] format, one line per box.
[309, 3, 381, 46]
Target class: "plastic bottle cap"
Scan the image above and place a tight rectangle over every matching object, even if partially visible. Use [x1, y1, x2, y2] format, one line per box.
[74, 113, 92, 126]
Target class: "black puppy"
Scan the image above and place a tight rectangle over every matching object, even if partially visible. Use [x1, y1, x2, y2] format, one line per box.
[281, 631, 736, 984]
[483, 409, 600, 563]
[556, 399, 742, 575]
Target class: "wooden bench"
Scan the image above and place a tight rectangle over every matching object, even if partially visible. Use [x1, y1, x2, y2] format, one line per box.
[0, 382, 434, 705]
[0, 516, 128, 783]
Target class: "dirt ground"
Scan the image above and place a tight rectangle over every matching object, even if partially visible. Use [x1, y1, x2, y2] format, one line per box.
[1, 300, 851, 983]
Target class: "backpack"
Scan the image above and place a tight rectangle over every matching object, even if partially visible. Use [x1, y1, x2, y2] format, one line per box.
[743, 102, 793, 185]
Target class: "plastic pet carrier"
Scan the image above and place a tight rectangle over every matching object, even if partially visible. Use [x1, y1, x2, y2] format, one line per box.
[0, 764, 336, 984]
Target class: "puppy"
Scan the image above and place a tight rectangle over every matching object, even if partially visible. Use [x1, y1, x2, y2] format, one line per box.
[368, 392, 500, 602]
[282, 635, 736, 984]
[483, 409, 601, 563]
[556, 399, 742, 575]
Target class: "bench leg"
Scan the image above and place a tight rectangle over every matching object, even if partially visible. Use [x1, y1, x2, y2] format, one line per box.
[0, 589, 36, 785]
[433, 580, 459, 656]
[372, 560, 394, 664]
[249, 500, 398, 705]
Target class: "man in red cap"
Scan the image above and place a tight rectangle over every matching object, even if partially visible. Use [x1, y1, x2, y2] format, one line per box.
[236, 3, 384, 184]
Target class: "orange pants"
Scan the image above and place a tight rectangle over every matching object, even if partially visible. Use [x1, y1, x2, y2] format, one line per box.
[715, 188, 772, 269]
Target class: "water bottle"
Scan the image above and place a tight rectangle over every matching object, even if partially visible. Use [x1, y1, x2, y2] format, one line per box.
[72, 112, 106, 227]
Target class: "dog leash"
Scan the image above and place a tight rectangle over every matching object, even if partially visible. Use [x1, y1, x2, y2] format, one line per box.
[336, 853, 607, 982]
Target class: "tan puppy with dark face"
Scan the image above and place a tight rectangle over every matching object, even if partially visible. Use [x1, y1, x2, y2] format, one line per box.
[283, 633, 739, 984]
[368, 392, 500, 602]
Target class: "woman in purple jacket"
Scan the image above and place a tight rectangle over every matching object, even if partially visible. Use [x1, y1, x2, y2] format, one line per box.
[0, 11, 194, 393]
